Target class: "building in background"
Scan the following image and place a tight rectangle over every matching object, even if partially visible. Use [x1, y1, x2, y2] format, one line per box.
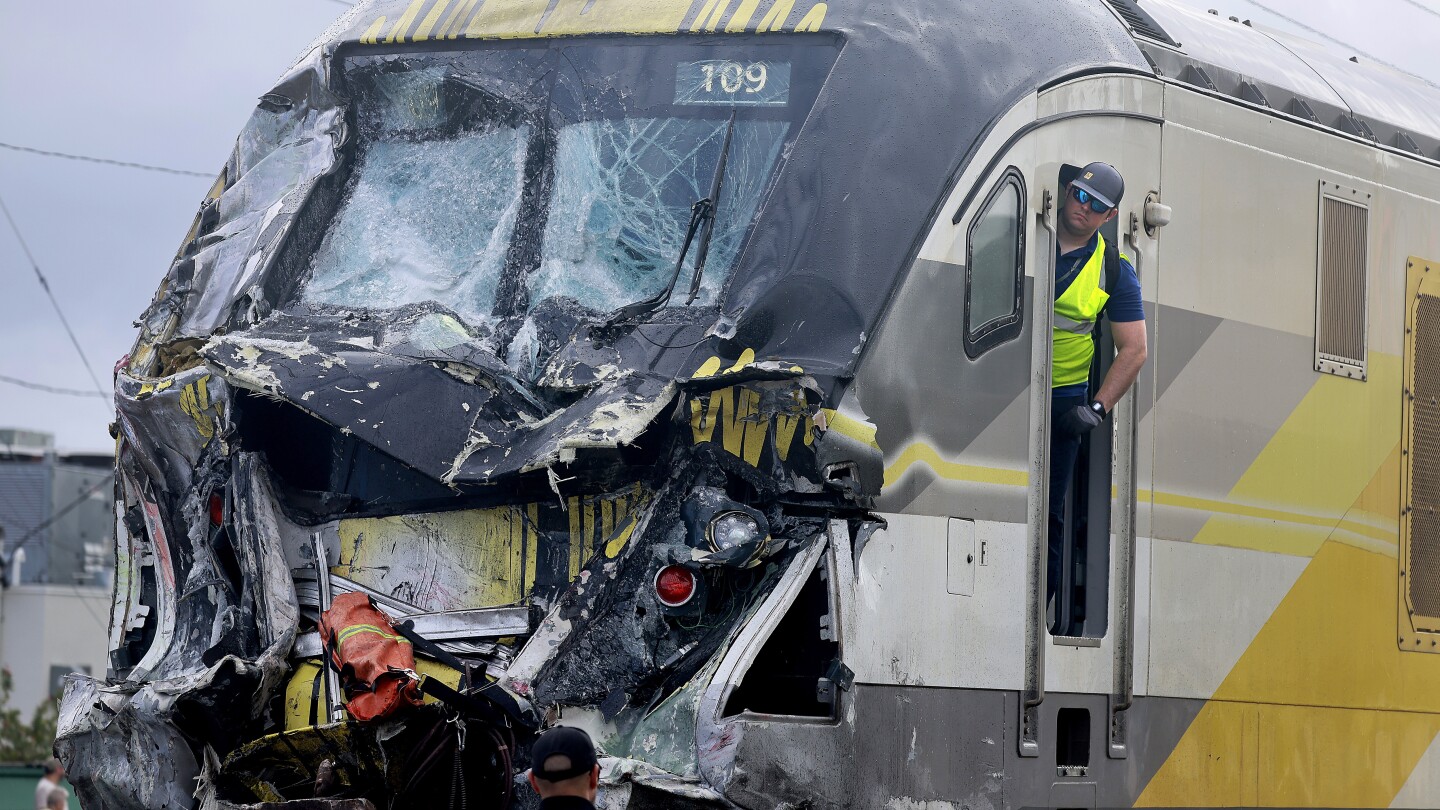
[0, 428, 112, 723]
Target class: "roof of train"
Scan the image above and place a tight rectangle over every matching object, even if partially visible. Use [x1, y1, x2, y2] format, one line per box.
[1112, 0, 1440, 162]
[312, 0, 1440, 163]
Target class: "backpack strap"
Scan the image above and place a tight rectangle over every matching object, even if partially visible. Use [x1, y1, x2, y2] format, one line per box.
[1102, 237, 1120, 298]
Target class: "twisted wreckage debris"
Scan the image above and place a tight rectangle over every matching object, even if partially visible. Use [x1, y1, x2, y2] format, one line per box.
[55, 12, 893, 808]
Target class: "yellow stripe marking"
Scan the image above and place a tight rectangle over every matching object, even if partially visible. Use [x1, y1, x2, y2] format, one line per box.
[384, 0, 427, 43]
[726, 347, 756, 372]
[795, 2, 826, 30]
[438, 0, 478, 38]
[361, 16, 388, 44]
[706, 0, 732, 30]
[1138, 541, 1440, 806]
[693, 355, 723, 378]
[758, 0, 794, 30]
[524, 503, 539, 594]
[883, 443, 1028, 489]
[413, 0, 453, 41]
[884, 443, 1398, 556]
[821, 408, 879, 449]
[724, 0, 761, 30]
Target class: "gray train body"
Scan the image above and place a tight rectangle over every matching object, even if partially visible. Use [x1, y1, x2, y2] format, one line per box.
[58, 0, 1440, 807]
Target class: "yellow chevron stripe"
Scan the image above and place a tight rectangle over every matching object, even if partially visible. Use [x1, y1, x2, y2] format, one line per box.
[883, 443, 1028, 489]
[1138, 541, 1440, 806]
[882, 443, 1396, 555]
[1140, 347, 1432, 805]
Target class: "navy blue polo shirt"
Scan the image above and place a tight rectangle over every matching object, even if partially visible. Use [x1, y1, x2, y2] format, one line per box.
[1054, 233, 1145, 398]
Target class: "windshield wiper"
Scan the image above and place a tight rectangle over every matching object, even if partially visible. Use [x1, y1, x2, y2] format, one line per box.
[605, 113, 737, 327]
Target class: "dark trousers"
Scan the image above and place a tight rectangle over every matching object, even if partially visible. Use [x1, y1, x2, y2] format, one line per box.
[1047, 393, 1087, 604]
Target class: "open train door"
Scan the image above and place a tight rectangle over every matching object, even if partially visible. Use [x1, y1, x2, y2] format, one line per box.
[1016, 76, 1164, 782]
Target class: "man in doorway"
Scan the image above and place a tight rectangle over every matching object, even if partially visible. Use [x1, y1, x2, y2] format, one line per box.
[34, 758, 64, 810]
[1049, 162, 1148, 604]
[527, 726, 601, 809]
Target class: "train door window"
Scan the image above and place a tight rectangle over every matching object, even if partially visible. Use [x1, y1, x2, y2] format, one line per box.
[1051, 164, 1112, 639]
[963, 167, 1027, 358]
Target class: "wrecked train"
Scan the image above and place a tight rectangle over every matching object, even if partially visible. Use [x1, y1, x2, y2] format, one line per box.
[59, 0, 1440, 807]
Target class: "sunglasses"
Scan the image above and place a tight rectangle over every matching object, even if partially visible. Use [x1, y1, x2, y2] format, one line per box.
[1070, 185, 1112, 214]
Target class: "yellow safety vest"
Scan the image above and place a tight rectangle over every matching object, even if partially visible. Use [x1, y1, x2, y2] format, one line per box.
[1052, 235, 1114, 389]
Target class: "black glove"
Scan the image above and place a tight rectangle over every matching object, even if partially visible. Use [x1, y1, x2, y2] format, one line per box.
[1057, 400, 1106, 436]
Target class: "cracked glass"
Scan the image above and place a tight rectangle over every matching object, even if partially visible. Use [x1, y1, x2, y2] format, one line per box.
[294, 41, 833, 340]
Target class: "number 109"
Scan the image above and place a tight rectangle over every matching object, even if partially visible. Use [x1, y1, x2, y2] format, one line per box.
[700, 62, 768, 94]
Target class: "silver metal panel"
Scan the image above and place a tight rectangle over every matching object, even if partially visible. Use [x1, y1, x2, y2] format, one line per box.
[1266, 27, 1440, 147]
[1138, 1, 1347, 109]
[1142, 0, 1440, 150]
[946, 518, 977, 596]
[1145, 539, 1308, 700]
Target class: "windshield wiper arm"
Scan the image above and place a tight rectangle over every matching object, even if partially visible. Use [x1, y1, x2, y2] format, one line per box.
[685, 112, 735, 305]
[605, 113, 737, 327]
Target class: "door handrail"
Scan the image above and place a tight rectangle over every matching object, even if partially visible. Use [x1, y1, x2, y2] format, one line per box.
[1019, 187, 1057, 758]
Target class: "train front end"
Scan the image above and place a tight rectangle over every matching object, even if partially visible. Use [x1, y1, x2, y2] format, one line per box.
[56, 1, 1151, 806]
[59, 5, 884, 808]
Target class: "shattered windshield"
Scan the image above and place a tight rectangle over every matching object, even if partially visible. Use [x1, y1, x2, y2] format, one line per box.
[299, 40, 833, 344]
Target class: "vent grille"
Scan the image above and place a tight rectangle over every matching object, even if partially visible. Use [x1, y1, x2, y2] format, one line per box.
[1314, 183, 1370, 379]
[1105, 0, 1180, 47]
[1411, 294, 1440, 620]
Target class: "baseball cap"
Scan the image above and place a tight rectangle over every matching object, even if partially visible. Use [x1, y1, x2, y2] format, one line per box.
[1070, 161, 1125, 209]
[530, 726, 598, 782]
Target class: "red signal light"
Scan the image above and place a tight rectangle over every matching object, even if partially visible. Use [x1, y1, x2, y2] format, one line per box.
[209, 493, 224, 527]
[654, 565, 697, 608]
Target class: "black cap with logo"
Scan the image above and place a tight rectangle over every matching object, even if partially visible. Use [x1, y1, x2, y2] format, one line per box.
[1070, 161, 1125, 209]
[530, 726, 599, 782]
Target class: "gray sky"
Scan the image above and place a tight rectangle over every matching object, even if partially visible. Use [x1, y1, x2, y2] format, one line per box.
[1, 0, 1437, 451]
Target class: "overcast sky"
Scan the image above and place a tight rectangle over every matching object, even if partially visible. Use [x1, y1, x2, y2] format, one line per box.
[1, 0, 1438, 451]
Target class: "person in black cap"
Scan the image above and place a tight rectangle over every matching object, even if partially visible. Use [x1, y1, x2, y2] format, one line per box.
[527, 726, 601, 809]
[1048, 161, 1148, 624]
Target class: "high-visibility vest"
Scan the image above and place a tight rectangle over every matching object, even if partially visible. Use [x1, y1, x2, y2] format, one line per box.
[1052, 234, 1116, 389]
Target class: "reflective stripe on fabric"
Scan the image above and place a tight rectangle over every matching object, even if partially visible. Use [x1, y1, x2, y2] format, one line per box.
[1052, 233, 1111, 388]
[336, 623, 412, 646]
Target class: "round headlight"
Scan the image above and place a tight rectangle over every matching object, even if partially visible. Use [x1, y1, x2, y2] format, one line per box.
[708, 511, 762, 552]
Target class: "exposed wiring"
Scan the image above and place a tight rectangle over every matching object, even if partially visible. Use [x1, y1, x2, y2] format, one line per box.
[0, 140, 211, 178]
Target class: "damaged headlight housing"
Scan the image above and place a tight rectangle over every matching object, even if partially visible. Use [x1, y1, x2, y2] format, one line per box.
[708, 511, 762, 552]
[681, 487, 770, 566]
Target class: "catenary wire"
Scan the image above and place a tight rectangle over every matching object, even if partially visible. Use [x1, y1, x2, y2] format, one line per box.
[1397, 0, 1440, 22]
[0, 140, 211, 178]
[1241, 0, 1438, 87]
[0, 374, 109, 398]
[0, 191, 113, 403]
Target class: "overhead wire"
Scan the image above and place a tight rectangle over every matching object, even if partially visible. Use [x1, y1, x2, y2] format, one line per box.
[1240, 0, 1438, 87]
[0, 373, 109, 398]
[1397, 0, 1440, 22]
[0, 190, 113, 405]
[0, 140, 211, 178]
